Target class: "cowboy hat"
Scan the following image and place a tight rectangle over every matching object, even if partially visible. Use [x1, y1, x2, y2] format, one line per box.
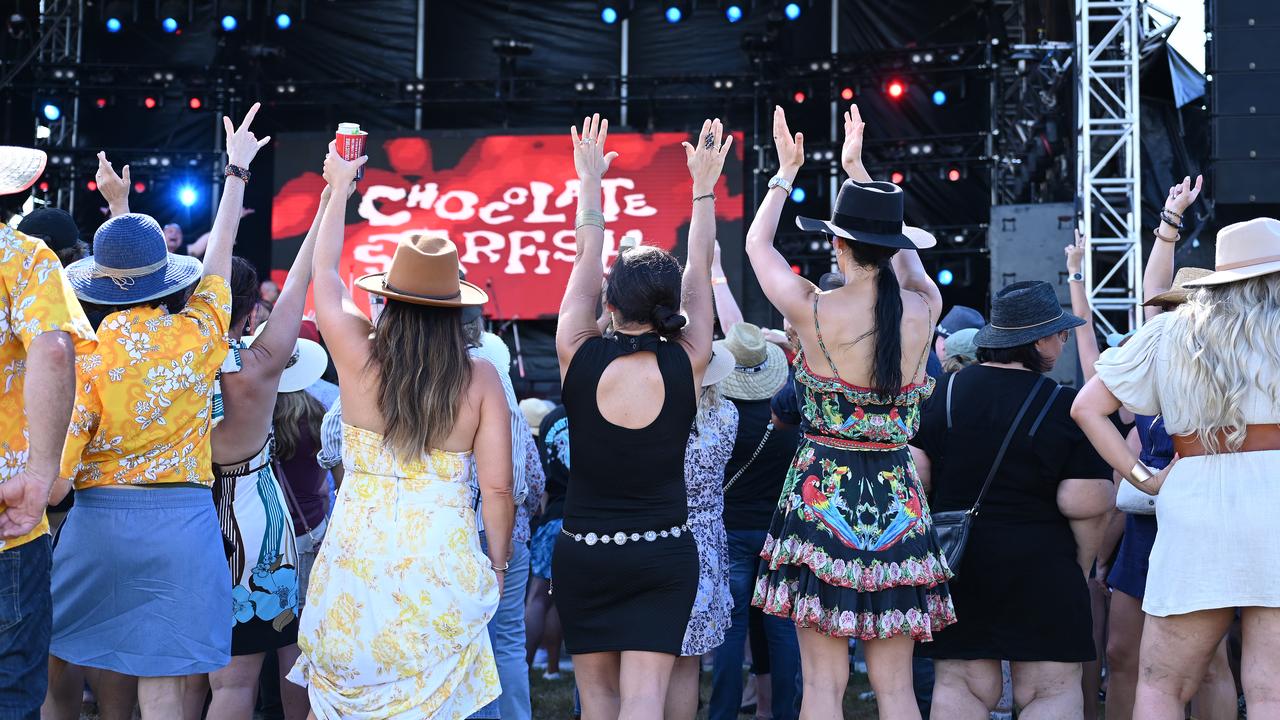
[1181, 218, 1280, 287]
[702, 345, 735, 388]
[520, 398, 554, 435]
[717, 323, 789, 401]
[975, 281, 1086, 349]
[1142, 267, 1212, 307]
[355, 235, 487, 307]
[795, 179, 936, 250]
[0, 146, 47, 196]
[245, 330, 329, 394]
[65, 213, 203, 305]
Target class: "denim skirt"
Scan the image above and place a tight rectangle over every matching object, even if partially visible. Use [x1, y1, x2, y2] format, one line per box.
[50, 487, 232, 676]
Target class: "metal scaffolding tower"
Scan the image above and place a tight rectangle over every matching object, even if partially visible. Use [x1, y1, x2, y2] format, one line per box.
[33, 0, 85, 213]
[1076, 0, 1178, 334]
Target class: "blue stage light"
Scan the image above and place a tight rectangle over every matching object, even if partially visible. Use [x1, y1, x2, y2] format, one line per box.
[726, 4, 743, 22]
[790, 187, 806, 203]
[932, 90, 948, 106]
[784, 3, 801, 20]
[275, 13, 292, 29]
[665, 6, 683, 23]
[601, 6, 618, 23]
[105, 17, 122, 32]
[178, 185, 198, 208]
[162, 17, 178, 32]
[937, 268, 954, 286]
[220, 15, 237, 31]
[42, 104, 62, 122]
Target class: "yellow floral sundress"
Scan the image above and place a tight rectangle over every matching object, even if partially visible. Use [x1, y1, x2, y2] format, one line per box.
[288, 424, 500, 719]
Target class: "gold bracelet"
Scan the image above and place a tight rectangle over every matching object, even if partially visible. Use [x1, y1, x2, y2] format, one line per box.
[1129, 461, 1155, 484]
[1153, 227, 1180, 243]
[576, 209, 605, 231]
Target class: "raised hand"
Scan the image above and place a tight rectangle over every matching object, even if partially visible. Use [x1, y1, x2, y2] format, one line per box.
[1066, 230, 1085, 275]
[95, 151, 131, 216]
[1165, 175, 1203, 216]
[222, 102, 272, 169]
[841, 104, 866, 178]
[571, 113, 618, 181]
[682, 118, 734, 196]
[322, 140, 368, 189]
[773, 106, 804, 176]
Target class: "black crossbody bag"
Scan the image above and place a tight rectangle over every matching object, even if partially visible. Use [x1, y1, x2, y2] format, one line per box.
[932, 373, 1050, 575]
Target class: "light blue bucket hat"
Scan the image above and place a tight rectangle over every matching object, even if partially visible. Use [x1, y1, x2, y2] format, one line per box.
[65, 213, 202, 304]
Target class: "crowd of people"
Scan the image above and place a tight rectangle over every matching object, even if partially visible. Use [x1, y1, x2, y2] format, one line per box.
[0, 97, 1277, 720]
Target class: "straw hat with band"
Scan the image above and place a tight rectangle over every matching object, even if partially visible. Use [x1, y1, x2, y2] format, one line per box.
[717, 322, 789, 401]
[0, 146, 47, 196]
[975, 281, 1086, 349]
[520, 398, 554, 435]
[701, 345, 735, 388]
[244, 331, 329, 393]
[1181, 218, 1280, 288]
[795, 179, 937, 250]
[65, 213, 203, 305]
[356, 235, 487, 307]
[1142, 267, 1212, 307]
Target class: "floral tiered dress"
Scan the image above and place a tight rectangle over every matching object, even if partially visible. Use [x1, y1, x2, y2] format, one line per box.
[752, 298, 956, 640]
[288, 424, 500, 719]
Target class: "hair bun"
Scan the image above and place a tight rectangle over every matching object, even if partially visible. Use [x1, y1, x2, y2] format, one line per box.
[651, 304, 687, 337]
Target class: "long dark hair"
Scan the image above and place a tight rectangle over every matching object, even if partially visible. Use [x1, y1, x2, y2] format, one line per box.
[840, 237, 903, 396]
[605, 245, 687, 340]
[367, 299, 472, 460]
[229, 257, 260, 334]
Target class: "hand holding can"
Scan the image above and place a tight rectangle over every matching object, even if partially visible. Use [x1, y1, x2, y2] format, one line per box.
[335, 122, 368, 180]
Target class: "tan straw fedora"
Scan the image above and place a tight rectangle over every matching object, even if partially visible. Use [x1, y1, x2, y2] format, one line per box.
[1182, 218, 1280, 287]
[717, 322, 789, 401]
[701, 345, 735, 388]
[1142, 266, 1212, 307]
[0, 146, 47, 196]
[355, 235, 487, 307]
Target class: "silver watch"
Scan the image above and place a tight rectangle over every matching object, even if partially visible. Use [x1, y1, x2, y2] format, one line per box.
[1069, 272, 1084, 283]
[767, 175, 794, 194]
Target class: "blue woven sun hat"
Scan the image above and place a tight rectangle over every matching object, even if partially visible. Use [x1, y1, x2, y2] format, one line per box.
[65, 213, 202, 304]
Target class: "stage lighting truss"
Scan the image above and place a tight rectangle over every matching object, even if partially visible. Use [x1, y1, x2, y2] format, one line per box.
[573, 76, 599, 94]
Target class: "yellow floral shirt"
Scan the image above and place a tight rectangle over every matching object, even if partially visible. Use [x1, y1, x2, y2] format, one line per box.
[0, 227, 95, 552]
[61, 275, 231, 489]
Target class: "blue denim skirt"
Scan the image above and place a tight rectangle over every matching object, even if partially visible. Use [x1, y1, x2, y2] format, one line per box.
[50, 487, 232, 676]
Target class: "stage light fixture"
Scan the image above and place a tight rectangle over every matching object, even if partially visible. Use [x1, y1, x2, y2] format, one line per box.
[790, 187, 806, 203]
[95, 97, 109, 109]
[35, 126, 50, 140]
[87, 181, 98, 192]
[162, 17, 178, 32]
[178, 185, 198, 208]
[143, 96, 159, 109]
[887, 80, 905, 99]
[790, 264, 802, 275]
[275, 13, 292, 28]
[601, 6, 618, 23]
[889, 170, 906, 184]
[793, 90, 806, 103]
[937, 268, 954, 286]
[42, 103, 61, 122]
[134, 181, 147, 193]
[188, 97, 203, 110]
[105, 17, 122, 32]
[664, 4, 685, 23]
[221, 14, 237, 30]
[37, 182, 50, 193]
[840, 86, 854, 101]
[784, 3, 801, 20]
[932, 89, 947, 106]
[946, 167, 963, 182]
[725, 4, 743, 22]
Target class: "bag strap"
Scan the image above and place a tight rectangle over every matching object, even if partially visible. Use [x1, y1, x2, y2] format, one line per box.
[945, 373, 957, 430]
[970, 374, 1049, 517]
[723, 422, 774, 493]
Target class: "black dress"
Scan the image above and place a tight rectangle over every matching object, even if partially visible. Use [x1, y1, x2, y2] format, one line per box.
[912, 365, 1111, 662]
[552, 333, 700, 655]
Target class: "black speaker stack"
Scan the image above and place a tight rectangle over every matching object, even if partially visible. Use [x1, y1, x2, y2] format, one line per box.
[1209, 0, 1280, 204]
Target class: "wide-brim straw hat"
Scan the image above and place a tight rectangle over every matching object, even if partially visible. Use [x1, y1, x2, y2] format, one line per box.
[717, 322, 789, 401]
[1142, 267, 1213, 307]
[1181, 218, 1280, 287]
[795, 179, 936, 250]
[975, 280, 1086, 349]
[520, 398, 554, 434]
[0, 146, 47, 196]
[246, 329, 329, 393]
[65, 213, 202, 305]
[355, 235, 488, 307]
[702, 345, 735, 388]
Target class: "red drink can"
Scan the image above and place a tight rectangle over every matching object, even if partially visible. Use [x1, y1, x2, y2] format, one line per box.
[335, 122, 368, 180]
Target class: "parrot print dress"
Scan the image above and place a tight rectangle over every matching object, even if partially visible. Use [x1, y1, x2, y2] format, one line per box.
[752, 297, 956, 640]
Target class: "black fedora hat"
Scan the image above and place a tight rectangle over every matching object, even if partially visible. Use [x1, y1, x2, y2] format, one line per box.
[975, 281, 1086, 349]
[795, 178, 936, 250]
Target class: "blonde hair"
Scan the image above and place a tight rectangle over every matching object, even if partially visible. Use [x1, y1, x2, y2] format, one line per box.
[695, 384, 723, 430]
[272, 390, 326, 461]
[1165, 275, 1280, 453]
[942, 354, 976, 374]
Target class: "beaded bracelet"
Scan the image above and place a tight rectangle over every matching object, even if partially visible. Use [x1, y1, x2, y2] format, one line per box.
[1159, 211, 1185, 230]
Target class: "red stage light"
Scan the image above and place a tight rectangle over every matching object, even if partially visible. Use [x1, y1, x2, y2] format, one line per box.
[188, 97, 202, 110]
[134, 181, 147, 193]
[793, 90, 806, 104]
[887, 80, 905, 99]
[87, 180, 98, 192]
[37, 181, 49, 192]
[890, 171, 905, 184]
[840, 87, 854, 101]
[790, 264, 802, 275]
[947, 168, 962, 182]
[144, 97, 158, 109]
[95, 97, 108, 109]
